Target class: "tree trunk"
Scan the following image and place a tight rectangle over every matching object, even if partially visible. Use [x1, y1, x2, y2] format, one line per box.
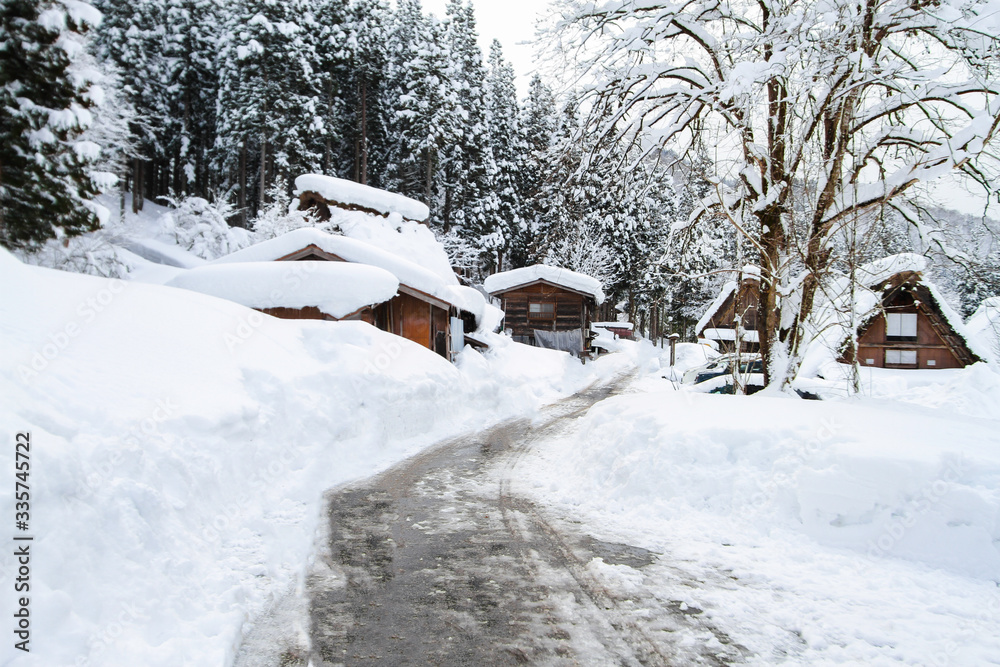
[260, 135, 268, 214]
[359, 78, 368, 185]
[238, 139, 247, 228]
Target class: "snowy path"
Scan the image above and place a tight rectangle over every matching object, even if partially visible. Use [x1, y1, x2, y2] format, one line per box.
[304, 373, 742, 666]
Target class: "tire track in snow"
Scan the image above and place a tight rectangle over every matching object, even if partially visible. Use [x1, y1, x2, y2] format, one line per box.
[297, 371, 746, 666]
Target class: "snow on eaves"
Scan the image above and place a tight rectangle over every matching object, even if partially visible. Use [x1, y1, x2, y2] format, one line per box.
[856, 253, 928, 288]
[295, 174, 430, 222]
[925, 281, 996, 366]
[483, 265, 605, 305]
[211, 228, 484, 317]
[166, 262, 399, 319]
[695, 281, 736, 335]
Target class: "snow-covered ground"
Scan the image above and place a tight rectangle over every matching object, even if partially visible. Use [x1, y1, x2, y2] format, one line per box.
[6, 195, 1000, 665]
[515, 344, 1000, 665]
[0, 245, 631, 666]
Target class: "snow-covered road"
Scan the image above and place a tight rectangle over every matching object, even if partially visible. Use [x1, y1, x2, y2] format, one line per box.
[304, 373, 740, 666]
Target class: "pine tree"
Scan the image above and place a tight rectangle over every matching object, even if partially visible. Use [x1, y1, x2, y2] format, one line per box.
[482, 39, 521, 273]
[383, 2, 455, 207]
[439, 0, 490, 237]
[512, 74, 557, 267]
[216, 0, 325, 220]
[164, 0, 221, 197]
[312, 0, 350, 177]
[341, 0, 389, 186]
[92, 0, 171, 210]
[0, 0, 106, 247]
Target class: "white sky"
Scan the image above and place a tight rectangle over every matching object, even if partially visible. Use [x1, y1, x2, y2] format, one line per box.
[420, 0, 551, 96]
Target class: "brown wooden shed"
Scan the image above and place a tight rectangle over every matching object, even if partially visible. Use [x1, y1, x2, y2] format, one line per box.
[483, 265, 605, 356]
[841, 269, 980, 369]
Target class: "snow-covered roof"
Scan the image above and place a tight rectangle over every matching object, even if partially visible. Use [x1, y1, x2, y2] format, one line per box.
[967, 297, 1000, 360]
[701, 327, 760, 343]
[166, 262, 399, 319]
[211, 228, 484, 316]
[856, 253, 927, 288]
[483, 265, 605, 305]
[295, 174, 429, 222]
[695, 281, 737, 334]
[593, 321, 635, 330]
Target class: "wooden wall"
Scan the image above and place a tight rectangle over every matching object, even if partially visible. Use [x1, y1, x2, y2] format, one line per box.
[498, 282, 592, 344]
[258, 305, 375, 324]
[373, 292, 450, 358]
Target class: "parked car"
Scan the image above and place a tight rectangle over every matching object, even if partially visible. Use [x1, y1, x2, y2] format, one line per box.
[681, 353, 763, 389]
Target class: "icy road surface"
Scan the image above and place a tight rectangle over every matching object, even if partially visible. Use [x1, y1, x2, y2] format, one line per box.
[306, 374, 745, 666]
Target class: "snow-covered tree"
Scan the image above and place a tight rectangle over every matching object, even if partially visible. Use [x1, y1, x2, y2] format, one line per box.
[482, 39, 521, 273]
[382, 0, 451, 203]
[552, 0, 1000, 387]
[216, 0, 325, 219]
[438, 0, 491, 237]
[92, 0, 171, 211]
[164, 0, 221, 196]
[340, 0, 390, 186]
[0, 0, 109, 247]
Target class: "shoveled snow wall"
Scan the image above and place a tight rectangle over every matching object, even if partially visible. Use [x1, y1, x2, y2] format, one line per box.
[0, 247, 612, 667]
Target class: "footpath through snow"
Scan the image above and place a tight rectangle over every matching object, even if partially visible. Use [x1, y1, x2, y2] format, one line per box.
[0, 247, 635, 667]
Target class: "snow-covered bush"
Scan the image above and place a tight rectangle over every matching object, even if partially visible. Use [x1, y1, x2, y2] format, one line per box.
[251, 181, 320, 241]
[160, 195, 253, 260]
[16, 233, 136, 279]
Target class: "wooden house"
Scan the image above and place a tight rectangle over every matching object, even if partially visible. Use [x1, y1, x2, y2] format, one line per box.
[483, 265, 604, 356]
[695, 266, 762, 353]
[211, 229, 483, 361]
[840, 263, 982, 369]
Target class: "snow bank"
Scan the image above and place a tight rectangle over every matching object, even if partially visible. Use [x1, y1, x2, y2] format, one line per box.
[166, 262, 399, 319]
[295, 174, 429, 222]
[211, 228, 485, 319]
[515, 377, 1000, 664]
[521, 389, 1000, 580]
[483, 264, 605, 304]
[0, 249, 618, 667]
[968, 296, 1000, 359]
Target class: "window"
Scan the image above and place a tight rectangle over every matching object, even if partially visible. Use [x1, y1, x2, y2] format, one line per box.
[528, 302, 555, 319]
[885, 349, 917, 365]
[886, 313, 917, 341]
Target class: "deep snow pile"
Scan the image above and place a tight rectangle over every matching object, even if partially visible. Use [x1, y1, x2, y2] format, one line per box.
[0, 248, 618, 667]
[166, 262, 399, 318]
[295, 174, 430, 222]
[515, 349, 1000, 664]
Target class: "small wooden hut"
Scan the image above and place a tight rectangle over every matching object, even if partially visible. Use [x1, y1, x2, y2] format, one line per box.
[484, 265, 604, 356]
[695, 266, 762, 353]
[841, 266, 981, 369]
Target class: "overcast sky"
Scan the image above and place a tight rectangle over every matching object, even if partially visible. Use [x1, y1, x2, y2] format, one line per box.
[420, 0, 551, 95]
